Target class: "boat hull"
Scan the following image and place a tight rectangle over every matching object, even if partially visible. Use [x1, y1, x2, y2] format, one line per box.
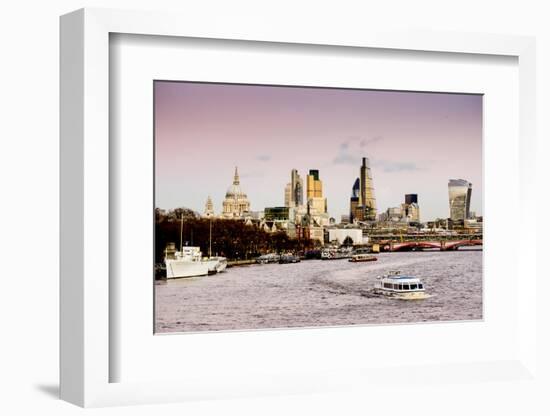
[392, 291, 432, 300]
[203, 257, 228, 273]
[349, 257, 377, 262]
[165, 259, 209, 279]
[215, 260, 227, 273]
[373, 289, 432, 300]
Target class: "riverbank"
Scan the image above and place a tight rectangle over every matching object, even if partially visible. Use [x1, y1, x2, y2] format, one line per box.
[227, 259, 257, 267]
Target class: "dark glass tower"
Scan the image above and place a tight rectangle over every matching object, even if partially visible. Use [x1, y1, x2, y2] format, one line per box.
[349, 178, 360, 222]
[405, 194, 418, 205]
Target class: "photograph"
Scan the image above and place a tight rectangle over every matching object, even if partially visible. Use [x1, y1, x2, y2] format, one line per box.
[154, 81, 483, 333]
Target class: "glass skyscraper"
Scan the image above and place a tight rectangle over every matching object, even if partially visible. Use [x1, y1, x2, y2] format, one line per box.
[349, 158, 377, 222]
[405, 194, 418, 205]
[359, 157, 377, 221]
[349, 178, 360, 222]
[285, 169, 304, 207]
[448, 179, 472, 221]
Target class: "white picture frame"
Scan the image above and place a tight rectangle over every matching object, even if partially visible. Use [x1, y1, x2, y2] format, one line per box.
[60, 8, 538, 408]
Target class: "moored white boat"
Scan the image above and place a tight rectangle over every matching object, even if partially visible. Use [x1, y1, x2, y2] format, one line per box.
[165, 246, 209, 279]
[256, 253, 280, 264]
[279, 254, 301, 264]
[373, 270, 432, 300]
[202, 256, 228, 273]
[321, 247, 352, 260]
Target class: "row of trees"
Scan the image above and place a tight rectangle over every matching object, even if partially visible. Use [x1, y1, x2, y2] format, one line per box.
[155, 208, 316, 263]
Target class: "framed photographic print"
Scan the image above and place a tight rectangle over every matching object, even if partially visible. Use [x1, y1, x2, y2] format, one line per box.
[60, 8, 538, 408]
[153, 80, 483, 334]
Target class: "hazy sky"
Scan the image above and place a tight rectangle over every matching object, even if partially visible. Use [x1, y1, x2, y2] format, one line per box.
[155, 81, 482, 221]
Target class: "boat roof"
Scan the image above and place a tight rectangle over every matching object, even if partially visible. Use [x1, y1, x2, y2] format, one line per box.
[381, 275, 422, 282]
[385, 275, 415, 279]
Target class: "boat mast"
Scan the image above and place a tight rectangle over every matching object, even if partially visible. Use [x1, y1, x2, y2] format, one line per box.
[179, 214, 183, 252]
[209, 218, 212, 257]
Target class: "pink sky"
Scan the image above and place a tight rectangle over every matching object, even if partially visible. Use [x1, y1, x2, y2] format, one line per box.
[155, 81, 482, 221]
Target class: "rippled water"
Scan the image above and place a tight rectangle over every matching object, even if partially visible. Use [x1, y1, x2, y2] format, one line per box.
[155, 249, 482, 333]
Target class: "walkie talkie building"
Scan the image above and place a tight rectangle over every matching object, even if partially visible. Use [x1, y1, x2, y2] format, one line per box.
[448, 179, 472, 221]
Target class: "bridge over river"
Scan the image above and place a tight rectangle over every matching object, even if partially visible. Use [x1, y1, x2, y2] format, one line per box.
[367, 233, 482, 252]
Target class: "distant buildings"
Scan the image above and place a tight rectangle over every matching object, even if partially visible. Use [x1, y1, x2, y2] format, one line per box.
[264, 206, 290, 221]
[401, 193, 420, 223]
[284, 169, 303, 207]
[203, 196, 214, 218]
[405, 194, 418, 205]
[401, 202, 420, 222]
[306, 169, 328, 216]
[327, 228, 364, 246]
[349, 157, 377, 222]
[298, 169, 329, 243]
[284, 183, 292, 207]
[247, 168, 329, 244]
[447, 179, 483, 231]
[378, 194, 420, 224]
[196, 163, 479, 245]
[222, 167, 251, 219]
[349, 178, 360, 223]
[261, 206, 295, 235]
[448, 179, 472, 222]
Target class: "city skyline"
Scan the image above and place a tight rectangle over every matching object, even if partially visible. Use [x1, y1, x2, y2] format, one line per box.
[155, 81, 483, 220]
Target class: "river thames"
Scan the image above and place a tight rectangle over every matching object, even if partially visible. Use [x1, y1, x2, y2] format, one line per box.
[155, 249, 482, 333]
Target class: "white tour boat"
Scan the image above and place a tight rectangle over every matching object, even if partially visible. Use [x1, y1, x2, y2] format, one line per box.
[349, 253, 377, 262]
[373, 270, 432, 300]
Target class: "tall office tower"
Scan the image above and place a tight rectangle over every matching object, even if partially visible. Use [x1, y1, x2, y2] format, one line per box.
[448, 179, 472, 221]
[285, 169, 304, 207]
[291, 169, 303, 206]
[306, 169, 327, 214]
[359, 157, 377, 221]
[405, 194, 418, 205]
[306, 169, 323, 198]
[203, 195, 215, 218]
[284, 183, 292, 207]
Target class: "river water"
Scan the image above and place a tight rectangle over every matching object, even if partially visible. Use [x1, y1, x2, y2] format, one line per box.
[155, 249, 482, 333]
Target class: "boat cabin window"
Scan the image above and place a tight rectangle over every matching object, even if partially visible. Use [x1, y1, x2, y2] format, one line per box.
[402, 284, 409, 290]
[410, 284, 417, 290]
[393, 284, 399, 290]
[418, 284, 423, 289]
[383, 283, 392, 289]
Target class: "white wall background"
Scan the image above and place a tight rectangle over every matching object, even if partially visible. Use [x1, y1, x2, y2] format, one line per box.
[0, 1, 548, 415]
